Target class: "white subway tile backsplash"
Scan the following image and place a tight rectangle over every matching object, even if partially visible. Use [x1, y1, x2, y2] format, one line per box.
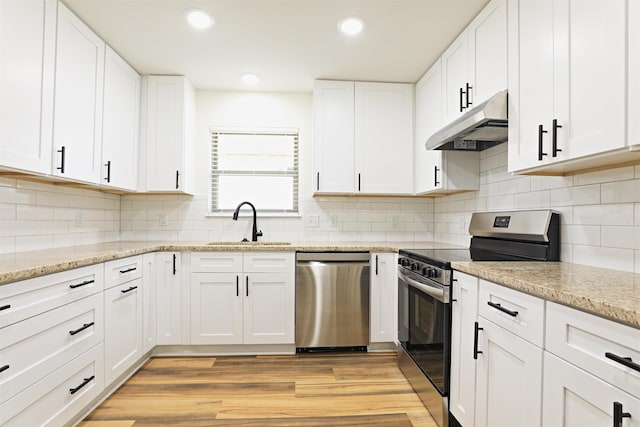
[573, 166, 635, 186]
[574, 204, 634, 226]
[601, 179, 640, 204]
[0, 204, 16, 220]
[549, 185, 600, 207]
[573, 245, 635, 273]
[513, 190, 549, 209]
[601, 226, 640, 250]
[563, 225, 601, 246]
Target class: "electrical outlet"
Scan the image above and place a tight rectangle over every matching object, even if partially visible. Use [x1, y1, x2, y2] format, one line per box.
[330, 215, 338, 227]
[391, 215, 400, 229]
[75, 211, 83, 227]
[159, 213, 168, 227]
[306, 215, 319, 228]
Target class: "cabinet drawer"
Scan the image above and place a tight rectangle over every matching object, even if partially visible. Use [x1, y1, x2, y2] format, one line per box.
[546, 302, 640, 398]
[0, 264, 104, 329]
[104, 255, 143, 289]
[0, 292, 103, 404]
[191, 252, 242, 273]
[244, 252, 295, 273]
[478, 279, 544, 347]
[0, 342, 104, 426]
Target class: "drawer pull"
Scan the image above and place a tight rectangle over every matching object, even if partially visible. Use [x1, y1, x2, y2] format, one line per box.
[69, 322, 95, 336]
[473, 321, 483, 360]
[69, 279, 95, 289]
[606, 352, 640, 373]
[613, 401, 631, 427]
[69, 375, 95, 395]
[119, 267, 137, 274]
[0, 364, 9, 373]
[0, 304, 10, 311]
[121, 285, 138, 294]
[487, 301, 519, 317]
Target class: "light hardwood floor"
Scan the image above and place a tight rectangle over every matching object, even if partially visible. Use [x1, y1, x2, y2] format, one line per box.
[80, 352, 437, 426]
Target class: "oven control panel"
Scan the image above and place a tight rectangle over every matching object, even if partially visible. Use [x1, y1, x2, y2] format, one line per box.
[398, 256, 449, 287]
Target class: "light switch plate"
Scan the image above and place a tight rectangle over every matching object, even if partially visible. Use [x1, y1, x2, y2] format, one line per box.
[306, 215, 319, 228]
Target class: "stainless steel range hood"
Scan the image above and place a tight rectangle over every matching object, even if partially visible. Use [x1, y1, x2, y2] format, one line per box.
[426, 90, 508, 151]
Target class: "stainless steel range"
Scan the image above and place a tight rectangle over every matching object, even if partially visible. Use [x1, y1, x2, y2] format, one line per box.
[397, 210, 560, 427]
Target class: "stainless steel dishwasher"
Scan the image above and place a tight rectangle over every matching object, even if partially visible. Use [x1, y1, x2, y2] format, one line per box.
[295, 252, 370, 351]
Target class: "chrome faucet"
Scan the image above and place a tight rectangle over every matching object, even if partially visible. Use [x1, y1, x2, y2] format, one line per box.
[232, 201, 263, 242]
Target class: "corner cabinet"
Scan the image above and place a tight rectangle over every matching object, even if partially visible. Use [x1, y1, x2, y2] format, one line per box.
[313, 80, 414, 195]
[369, 252, 397, 344]
[0, 0, 56, 174]
[140, 76, 196, 194]
[508, 0, 639, 174]
[51, 2, 105, 184]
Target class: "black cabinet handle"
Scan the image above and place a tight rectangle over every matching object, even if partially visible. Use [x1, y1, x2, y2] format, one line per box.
[552, 119, 563, 157]
[172, 254, 177, 275]
[121, 285, 138, 294]
[119, 267, 137, 274]
[69, 322, 95, 336]
[538, 125, 548, 161]
[104, 160, 111, 182]
[317, 172, 320, 191]
[606, 352, 640, 373]
[0, 364, 9, 373]
[57, 146, 65, 173]
[236, 275, 239, 297]
[175, 170, 180, 189]
[375, 255, 379, 275]
[69, 375, 95, 395]
[246, 276, 249, 297]
[69, 279, 95, 289]
[487, 301, 519, 317]
[613, 401, 631, 427]
[358, 173, 361, 192]
[0, 304, 10, 311]
[459, 87, 465, 112]
[434, 166, 440, 187]
[473, 321, 483, 360]
[465, 82, 473, 108]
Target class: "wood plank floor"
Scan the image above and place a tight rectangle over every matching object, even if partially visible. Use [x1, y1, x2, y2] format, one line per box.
[80, 352, 437, 426]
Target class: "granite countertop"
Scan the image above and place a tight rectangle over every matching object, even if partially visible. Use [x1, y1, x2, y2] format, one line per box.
[0, 240, 459, 285]
[452, 261, 640, 329]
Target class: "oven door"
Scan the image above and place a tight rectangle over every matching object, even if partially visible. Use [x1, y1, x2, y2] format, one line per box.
[398, 269, 451, 395]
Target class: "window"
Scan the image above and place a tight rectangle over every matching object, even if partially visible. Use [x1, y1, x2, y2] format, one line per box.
[210, 128, 299, 214]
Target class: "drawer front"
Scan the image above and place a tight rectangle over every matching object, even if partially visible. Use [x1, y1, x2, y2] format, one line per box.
[0, 292, 104, 404]
[0, 343, 104, 426]
[191, 252, 242, 273]
[0, 264, 104, 329]
[478, 279, 544, 347]
[104, 255, 143, 289]
[243, 252, 295, 273]
[546, 302, 640, 398]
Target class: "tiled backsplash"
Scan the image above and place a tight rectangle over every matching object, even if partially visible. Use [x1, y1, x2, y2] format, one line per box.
[0, 177, 120, 254]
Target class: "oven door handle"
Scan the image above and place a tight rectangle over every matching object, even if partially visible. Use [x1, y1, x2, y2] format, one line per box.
[398, 271, 447, 303]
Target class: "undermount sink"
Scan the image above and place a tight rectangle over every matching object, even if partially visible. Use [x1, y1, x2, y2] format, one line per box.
[206, 241, 292, 246]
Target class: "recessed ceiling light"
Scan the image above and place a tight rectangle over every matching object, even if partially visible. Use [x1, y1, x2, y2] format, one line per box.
[185, 9, 213, 30]
[338, 17, 364, 36]
[241, 73, 260, 87]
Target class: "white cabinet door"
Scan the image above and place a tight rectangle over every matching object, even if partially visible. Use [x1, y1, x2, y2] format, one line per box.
[141, 253, 156, 354]
[474, 317, 543, 427]
[450, 271, 479, 427]
[468, 0, 508, 106]
[441, 32, 471, 124]
[190, 272, 242, 345]
[312, 80, 355, 194]
[142, 76, 195, 193]
[104, 278, 142, 385]
[418, 151, 480, 195]
[369, 253, 397, 344]
[101, 46, 140, 191]
[244, 272, 295, 345]
[52, 2, 104, 183]
[415, 60, 443, 194]
[0, 0, 56, 174]
[543, 352, 640, 427]
[156, 252, 182, 345]
[630, 0, 640, 147]
[354, 82, 413, 195]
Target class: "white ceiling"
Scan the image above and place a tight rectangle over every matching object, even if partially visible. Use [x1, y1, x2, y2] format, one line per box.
[63, 0, 489, 92]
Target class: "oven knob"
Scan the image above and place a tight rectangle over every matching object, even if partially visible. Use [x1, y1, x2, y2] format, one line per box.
[431, 269, 440, 278]
[422, 267, 430, 276]
[411, 263, 419, 271]
[401, 259, 410, 267]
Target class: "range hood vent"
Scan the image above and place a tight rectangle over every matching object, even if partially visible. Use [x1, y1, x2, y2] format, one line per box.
[426, 90, 508, 151]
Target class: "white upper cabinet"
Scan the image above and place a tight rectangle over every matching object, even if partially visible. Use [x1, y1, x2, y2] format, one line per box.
[312, 80, 355, 194]
[509, 0, 636, 174]
[354, 82, 414, 195]
[141, 75, 196, 194]
[0, 0, 56, 174]
[312, 80, 414, 195]
[629, 0, 640, 148]
[441, 31, 471, 124]
[415, 60, 443, 194]
[52, 2, 105, 184]
[101, 46, 140, 191]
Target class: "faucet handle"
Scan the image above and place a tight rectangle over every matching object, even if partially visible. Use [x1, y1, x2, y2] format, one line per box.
[257, 230, 263, 237]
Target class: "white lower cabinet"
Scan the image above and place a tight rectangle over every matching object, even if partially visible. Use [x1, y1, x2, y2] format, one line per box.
[156, 252, 182, 345]
[190, 252, 295, 345]
[369, 252, 397, 344]
[141, 253, 157, 353]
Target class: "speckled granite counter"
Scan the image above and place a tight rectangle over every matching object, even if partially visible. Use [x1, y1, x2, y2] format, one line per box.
[452, 261, 640, 329]
[0, 240, 459, 285]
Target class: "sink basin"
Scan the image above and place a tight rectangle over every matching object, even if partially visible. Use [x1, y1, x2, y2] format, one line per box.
[206, 241, 292, 246]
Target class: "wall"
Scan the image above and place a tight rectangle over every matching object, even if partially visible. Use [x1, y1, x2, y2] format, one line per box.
[434, 144, 640, 273]
[0, 177, 120, 254]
